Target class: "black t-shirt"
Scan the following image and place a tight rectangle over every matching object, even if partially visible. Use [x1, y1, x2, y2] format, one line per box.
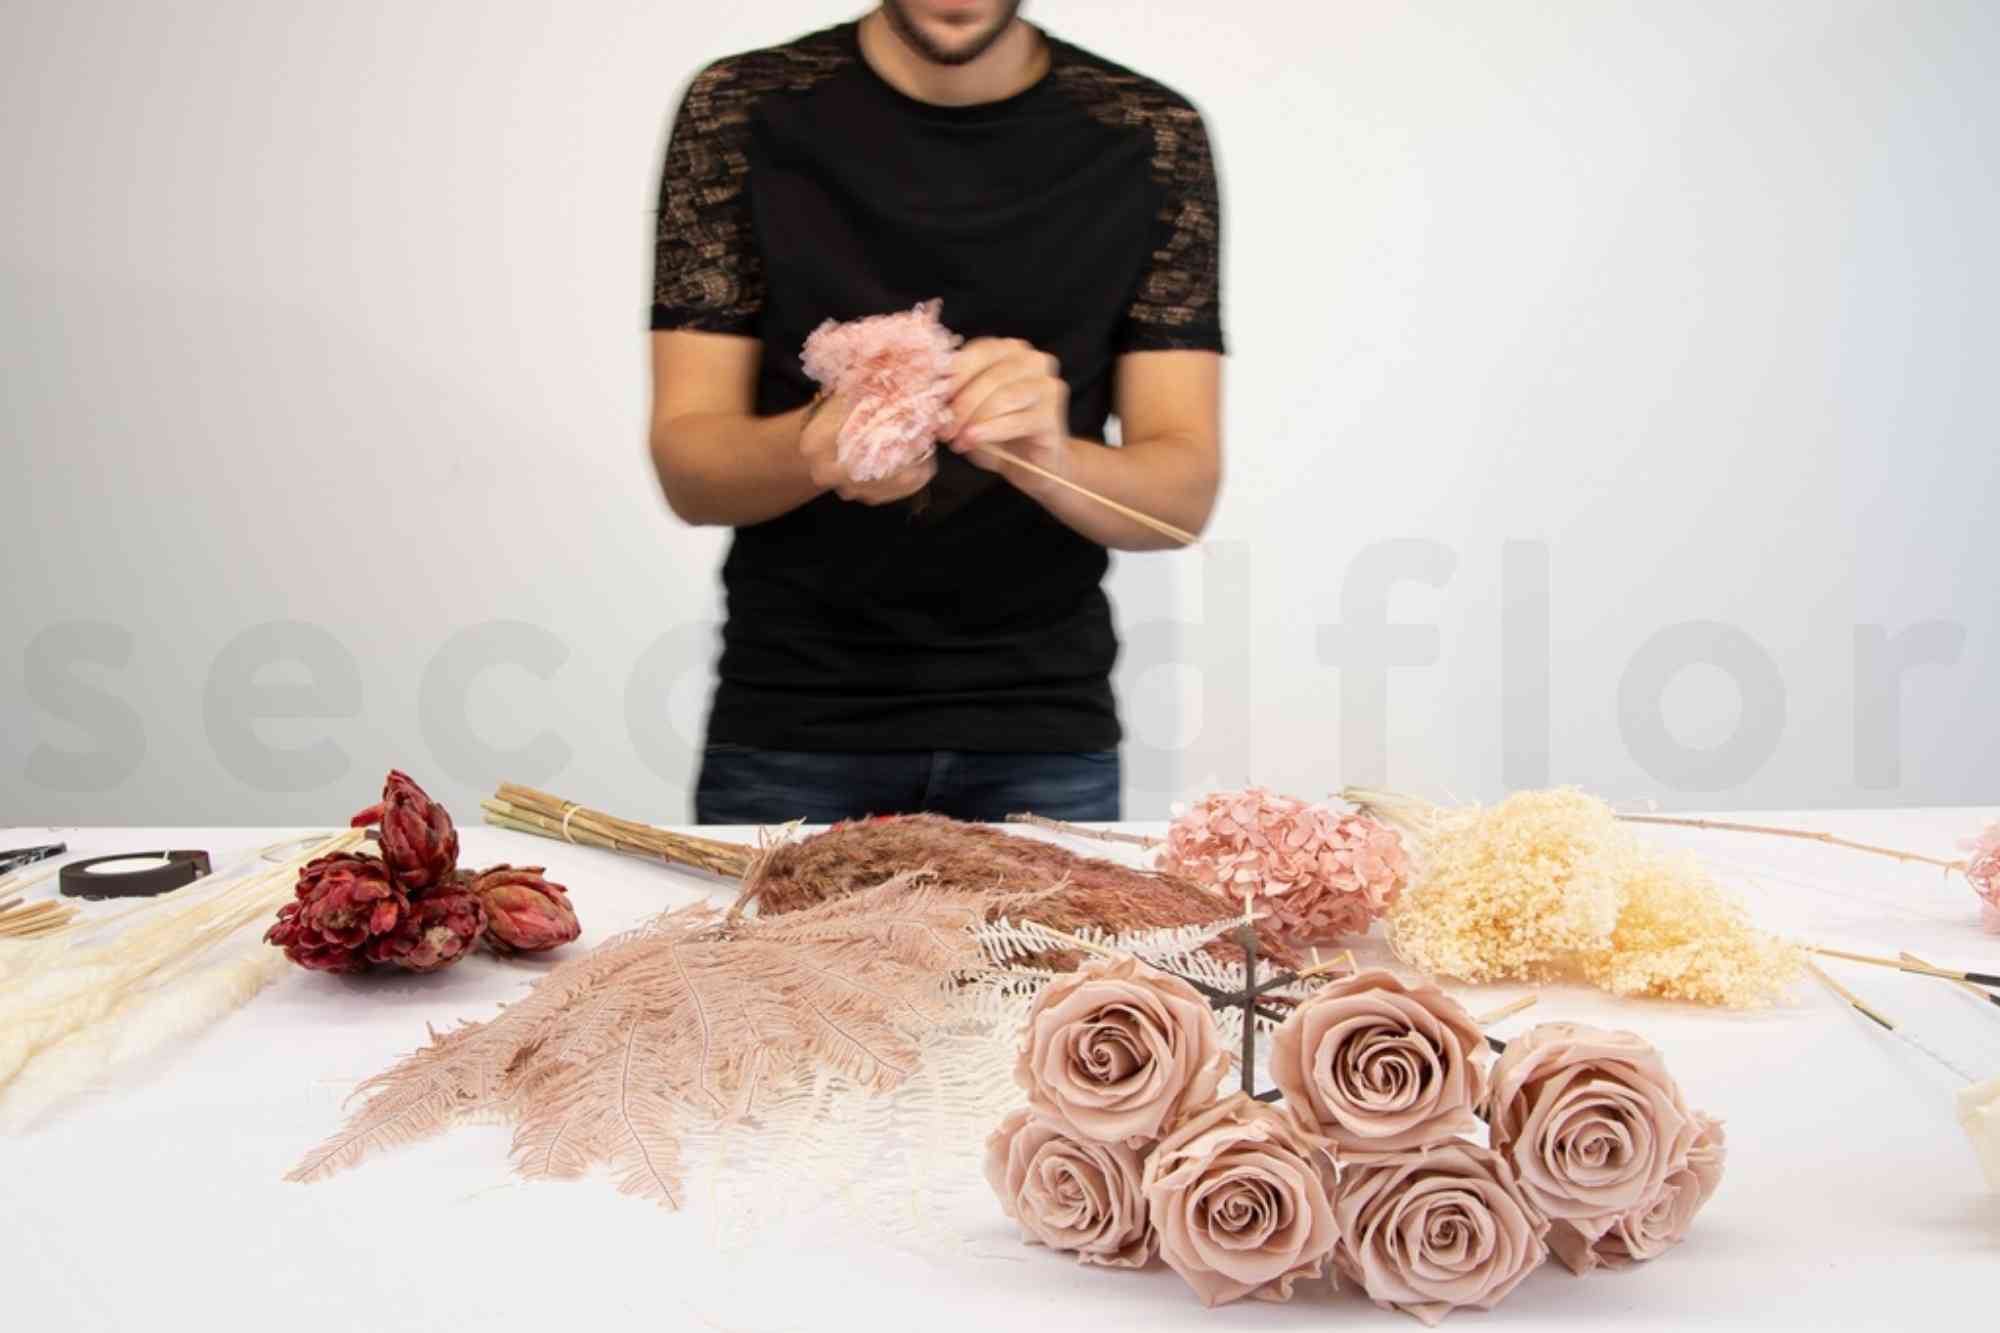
[651, 21, 1224, 753]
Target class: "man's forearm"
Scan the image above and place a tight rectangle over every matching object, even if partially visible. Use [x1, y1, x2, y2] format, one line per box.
[650, 405, 825, 528]
[1013, 434, 1220, 551]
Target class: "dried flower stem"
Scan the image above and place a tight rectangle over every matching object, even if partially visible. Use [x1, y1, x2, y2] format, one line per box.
[1475, 994, 1540, 1026]
[1808, 946, 2000, 989]
[1806, 961, 1896, 1031]
[1809, 960, 1982, 1087]
[1004, 813, 1161, 847]
[1618, 813, 1966, 874]
[1901, 952, 2000, 1013]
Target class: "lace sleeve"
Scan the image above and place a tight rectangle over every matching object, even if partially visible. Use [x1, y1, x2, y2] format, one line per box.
[1119, 98, 1225, 354]
[651, 61, 765, 334]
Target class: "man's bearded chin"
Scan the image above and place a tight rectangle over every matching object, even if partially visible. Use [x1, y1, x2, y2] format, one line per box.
[880, 0, 1026, 67]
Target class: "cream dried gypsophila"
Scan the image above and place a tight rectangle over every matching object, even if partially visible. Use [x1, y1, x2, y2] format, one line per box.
[1384, 789, 1626, 985]
[1577, 850, 1801, 1007]
[1378, 788, 1800, 1007]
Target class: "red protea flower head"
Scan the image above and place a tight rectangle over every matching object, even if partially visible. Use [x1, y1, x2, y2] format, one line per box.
[465, 864, 581, 955]
[376, 885, 486, 973]
[351, 769, 459, 892]
[266, 852, 410, 974]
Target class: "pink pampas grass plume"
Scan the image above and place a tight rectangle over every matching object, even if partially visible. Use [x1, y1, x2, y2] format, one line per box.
[800, 299, 960, 482]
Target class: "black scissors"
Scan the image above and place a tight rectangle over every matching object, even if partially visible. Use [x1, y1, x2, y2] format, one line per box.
[0, 843, 67, 877]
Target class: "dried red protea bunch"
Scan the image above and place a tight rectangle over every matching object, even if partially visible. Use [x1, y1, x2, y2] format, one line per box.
[465, 865, 580, 955]
[266, 852, 411, 975]
[380, 885, 488, 973]
[352, 769, 459, 892]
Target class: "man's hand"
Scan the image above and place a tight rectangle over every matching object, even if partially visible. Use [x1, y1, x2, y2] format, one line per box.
[941, 337, 1070, 488]
[798, 391, 937, 505]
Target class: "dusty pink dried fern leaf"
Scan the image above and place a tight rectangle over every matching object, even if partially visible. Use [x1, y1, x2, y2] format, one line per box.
[799, 299, 960, 481]
[1158, 787, 1410, 948]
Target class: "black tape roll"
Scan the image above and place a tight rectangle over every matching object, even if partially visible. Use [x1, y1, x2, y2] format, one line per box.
[60, 850, 212, 900]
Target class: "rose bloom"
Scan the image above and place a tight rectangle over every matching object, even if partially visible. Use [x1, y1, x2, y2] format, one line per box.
[1142, 1093, 1340, 1307]
[1547, 1111, 1726, 1274]
[985, 1109, 1152, 1268]
[1015, 955, 1226, 1147]
[1334, 1141, 1549, 1327]
[1269, 969, 1487, 1158]
[1483, 1022, 1698, 1224]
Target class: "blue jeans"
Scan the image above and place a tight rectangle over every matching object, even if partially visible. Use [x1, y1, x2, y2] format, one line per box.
[694, 746, 1121, 825]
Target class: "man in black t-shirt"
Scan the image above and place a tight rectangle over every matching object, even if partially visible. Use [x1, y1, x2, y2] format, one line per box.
[647, 2, 1224, 824]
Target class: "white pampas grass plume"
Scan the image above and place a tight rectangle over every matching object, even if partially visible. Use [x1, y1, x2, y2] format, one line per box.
[0, 829, 360, 1129]
[0, 950, 286, 1132]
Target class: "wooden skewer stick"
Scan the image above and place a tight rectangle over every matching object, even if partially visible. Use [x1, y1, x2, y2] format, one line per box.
[0, 895, 24, 916]
[1619, 813, 1965, 873]
[982, 445, 1201, 548]
[1808, 945, 2000, 989]
[0, 903, 60, 923]
[1901, 951, 2000, 1013]
[1476, 994, 1539, 1026]
[1806, 960, 1897, 1031]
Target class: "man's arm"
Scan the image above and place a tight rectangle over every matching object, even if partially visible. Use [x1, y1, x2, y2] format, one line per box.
[648, 330, 934, 527]
[943, 343, 1222, 551]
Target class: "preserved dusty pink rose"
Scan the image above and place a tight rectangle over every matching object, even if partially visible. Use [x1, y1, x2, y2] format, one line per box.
[984, 1109, 1152, 1268]
[1015, 955, 1226, 1147]
[1483, 1022, 1698, 1225]
[1334, 1141, 1549, 1326]
[1269, 969, 1487, 1157]
[380, 886, 486, 973]
[1160, 788, 1409, 947]
[466, 865, 580, 954]
[799, 300, 960, 482]
[1143, 1093, 1341, 1307]
[351, 769, 458, 892]
[266, 852, 409, 974]
[1547, 1111, 1726, 1273]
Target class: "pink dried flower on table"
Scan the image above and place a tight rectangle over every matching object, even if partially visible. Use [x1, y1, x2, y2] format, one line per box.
[351, 769, 459, 892]
[799, 299, 960, 482]
[1962, 818, 2000, 933]
[1159, 787, 1410, 948]
[1333, 1141, 1549, 1325]
[465, 864, 581, 955]
[266, 852, 411, 974]
[1142, 1093, 1341, 1307]
[985, 1109, 1153, 1268]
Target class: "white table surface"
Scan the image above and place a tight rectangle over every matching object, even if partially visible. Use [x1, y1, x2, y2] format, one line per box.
[4, 811, 1998, 1331]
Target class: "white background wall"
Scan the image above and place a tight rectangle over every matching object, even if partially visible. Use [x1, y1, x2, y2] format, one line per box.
[4, 1, 1996, 827]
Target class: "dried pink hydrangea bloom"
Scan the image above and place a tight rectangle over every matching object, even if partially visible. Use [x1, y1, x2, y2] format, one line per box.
[1962, 818, 2000, 933]
[799, 299, 960, 482]
[1159, 787, 1411, 948]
